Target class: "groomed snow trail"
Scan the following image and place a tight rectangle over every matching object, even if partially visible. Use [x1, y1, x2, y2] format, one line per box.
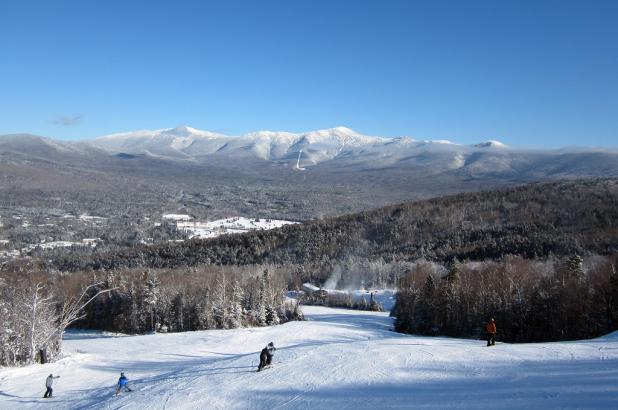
[1, 306, 618, 409]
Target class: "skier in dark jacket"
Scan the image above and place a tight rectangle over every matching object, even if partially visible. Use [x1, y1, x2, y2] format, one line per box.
[115, 372, 132, 395]
[257, 342, 276, 371]
[43, 374, 60, 398]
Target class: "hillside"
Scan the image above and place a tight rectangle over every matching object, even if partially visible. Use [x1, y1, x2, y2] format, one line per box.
[1, 306, 617, 409]
[44, 179, 618, 274]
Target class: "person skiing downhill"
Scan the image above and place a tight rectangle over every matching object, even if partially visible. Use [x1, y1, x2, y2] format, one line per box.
[486, 318, 497, 346]
[257, 342, 276, 372]
[43, 374, 60, 398]
[115, 372, 133, 395]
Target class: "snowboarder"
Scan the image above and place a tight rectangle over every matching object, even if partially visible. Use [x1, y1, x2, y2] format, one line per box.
[486, 318, 497, 346]
[115, 372, 133, 395]
[257, 342, 276, 371]
[43, 374, 60, 398]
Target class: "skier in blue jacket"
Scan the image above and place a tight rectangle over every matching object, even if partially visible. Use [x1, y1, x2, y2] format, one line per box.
[115, 372, 132, 395]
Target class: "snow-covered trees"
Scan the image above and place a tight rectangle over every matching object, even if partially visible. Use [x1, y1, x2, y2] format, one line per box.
[262, 270, 281, 326]
[0, 281, 61, 366]
[246, 269, 284, 326]
[0, 279, 52, 366]
[0, 273, 113, 366]
[212, 273, 229, 329]
[68, 266, 301, 335]
[393, 255, 618, 342]
[0, 265, 302, 367]
[230, 280, 245, 329]
[23, 283, 64, 364]
[143, 272, 161, 332]
[394, 261, 438, 333]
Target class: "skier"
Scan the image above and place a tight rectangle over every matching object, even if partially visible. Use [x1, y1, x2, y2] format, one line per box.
[265, 342, 276, 366]
[115, 372, 133, 395]
[486, 318, 497, 346]
[43, 374, 60, 398]
[257, 342, 276, 371]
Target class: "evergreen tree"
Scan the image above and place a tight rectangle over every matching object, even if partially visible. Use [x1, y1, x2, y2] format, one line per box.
[255, 270, 269, 326]
[265, 286, 280, 326]
[230, 280, 245, 328]
[445, 259, 461, 283]
[171, 292, 185, 332]
[127, 282, 140, 332]
[143, 272, 160, 332]
[439, 260, 461, 335]
[414, 274, 437, 334]
[213, 273, 229, 329]
[198, 287, 214, 329]
[566, 255, 584, 280]
[609, 264, 618, 327]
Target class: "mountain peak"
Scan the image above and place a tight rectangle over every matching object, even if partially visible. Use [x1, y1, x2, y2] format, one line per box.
[304, 126, 360, 137]
[475, 140, 507, 148]
[167, 125, 198, 136]
[330, 126, 357, 134]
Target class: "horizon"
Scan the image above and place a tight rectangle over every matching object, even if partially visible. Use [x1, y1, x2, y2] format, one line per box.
[1, 1, 617, 148]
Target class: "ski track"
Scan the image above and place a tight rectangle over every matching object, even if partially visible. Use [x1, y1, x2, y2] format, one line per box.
[2, 306, 618, 409]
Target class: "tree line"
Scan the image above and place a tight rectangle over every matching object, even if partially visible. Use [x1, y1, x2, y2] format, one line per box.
[393, 254, 618, 342]
[0, 265, 301, 367]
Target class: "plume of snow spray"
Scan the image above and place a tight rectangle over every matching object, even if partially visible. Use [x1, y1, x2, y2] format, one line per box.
[323, 265, 342, 290]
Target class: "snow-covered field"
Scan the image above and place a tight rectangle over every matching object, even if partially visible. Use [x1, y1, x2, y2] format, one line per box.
[176, 217, 297, 239]
[1, 306, 618, 409]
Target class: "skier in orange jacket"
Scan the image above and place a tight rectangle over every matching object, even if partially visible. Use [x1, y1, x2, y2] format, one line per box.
[486, 318, 497, 346]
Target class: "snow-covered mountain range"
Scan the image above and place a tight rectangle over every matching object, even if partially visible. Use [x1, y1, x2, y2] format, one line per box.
[59, 125, 612, 177]
[88, 125, 509, 167]
[1, 126, 617, 183]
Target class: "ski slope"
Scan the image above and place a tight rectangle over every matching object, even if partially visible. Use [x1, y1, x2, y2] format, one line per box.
[1, 306, 618, 409]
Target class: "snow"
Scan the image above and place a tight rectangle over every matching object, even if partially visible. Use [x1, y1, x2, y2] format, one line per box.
[475, 140, 508, 148]
[424, 139, 457, 145]
[176, 217, 297, 239]
[301, 286, 397, 310]
[170, 137, 194, 150]
[89, 126, 491, 168]
[349, 289, 396, 310]
[1, 306, 617, 409]
[301, 283, 320, 292]
[95, 126, 225, 143]
[2, 239, 101, 256]
[79, 214, 107, 221]
[162, 214, 192, 221]
[84, 125, 616, 174]
[25, 240, 95, 250]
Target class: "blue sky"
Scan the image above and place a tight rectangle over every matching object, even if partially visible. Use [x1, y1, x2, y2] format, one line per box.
[1, 0, 617, 147]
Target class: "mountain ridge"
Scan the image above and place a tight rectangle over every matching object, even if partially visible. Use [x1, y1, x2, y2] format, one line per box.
[2, 127, 617, 182]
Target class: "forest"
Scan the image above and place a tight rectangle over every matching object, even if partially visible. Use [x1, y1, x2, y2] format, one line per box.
[25, 178, 617, 281]
[393, 254, 618, 342]
[0, 265, 301, 366]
